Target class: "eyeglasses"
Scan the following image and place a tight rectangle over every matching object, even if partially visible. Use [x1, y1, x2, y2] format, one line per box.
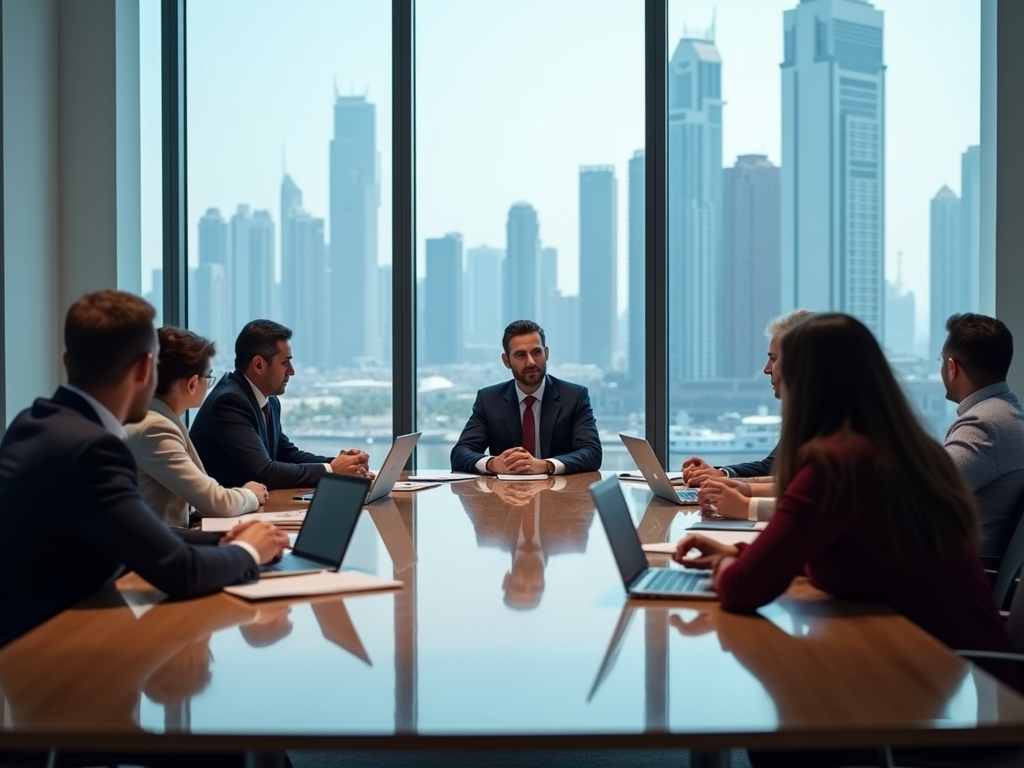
[203, 373, 217, 386]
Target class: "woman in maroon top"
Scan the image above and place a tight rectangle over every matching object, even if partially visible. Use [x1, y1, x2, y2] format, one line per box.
[673, 313, 1017, 766]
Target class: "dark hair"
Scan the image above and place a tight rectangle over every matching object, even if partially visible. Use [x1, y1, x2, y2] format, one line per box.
[154, 327, 216, 396]
[944, 313, 1013, 386]
[64, 290, 157, 388]
[774, 313, 978, 555]
[502, 320, 546, 355]
[234, 320, 292, 371]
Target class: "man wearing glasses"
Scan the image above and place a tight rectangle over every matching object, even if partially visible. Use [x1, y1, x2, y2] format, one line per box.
[190, 319, 370, 490]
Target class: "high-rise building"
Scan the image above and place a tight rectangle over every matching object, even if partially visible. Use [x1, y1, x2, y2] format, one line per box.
[669, 36, 723, 381]
[627, 150, 645, 390]
[280, 174, 304, 332]
[722, 154, 781, 378]
[929, 185, 963, 360]
[884, 277, 916, 356]
[329, 94, 380, 367]
[579, 166, 618, 369]
[781, 0, 886, 338]
[464, 246, 504, 348]
[291, 212, 329, 368]
[230, 205, 274, 333]
[960, 145, 981, 314]
[195, 209, 231, 355]
[504, 202, 540, 325]
[198, 208, 228, 268]
[423, 233, 463, 365]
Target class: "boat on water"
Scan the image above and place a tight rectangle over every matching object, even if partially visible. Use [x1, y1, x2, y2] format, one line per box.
[669, 411, 781, 455]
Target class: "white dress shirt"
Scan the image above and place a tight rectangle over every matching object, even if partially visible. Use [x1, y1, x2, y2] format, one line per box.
[61, 385, 259, 565]
[244, 375, 332, 473]
[477, 379, 566, 475]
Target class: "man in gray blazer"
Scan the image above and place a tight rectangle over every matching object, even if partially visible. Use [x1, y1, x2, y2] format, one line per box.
[941, 313, 1024, 561]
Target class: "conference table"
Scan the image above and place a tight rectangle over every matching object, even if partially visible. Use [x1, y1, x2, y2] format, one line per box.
[3, 471, 1024, 768]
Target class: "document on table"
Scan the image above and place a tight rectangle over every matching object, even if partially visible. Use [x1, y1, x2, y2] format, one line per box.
[619, 471, 684, 484]
[224, 571, 402, 601]
[641, 529, 761, 552]
[392, 481, 440, 492]
[201, 509, 306, 532]
[496, 474, 549, 482]
[407, 473, 476, 482]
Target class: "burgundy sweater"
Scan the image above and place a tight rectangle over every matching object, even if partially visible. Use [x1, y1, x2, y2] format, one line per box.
[714, 437, 1017, 686]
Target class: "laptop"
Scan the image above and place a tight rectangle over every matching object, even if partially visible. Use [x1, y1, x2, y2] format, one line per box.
[589, 475, 715, 599]
[262, 474, 371, 577]
[296, 432, 421, 503]
[619, 434, 699, 505]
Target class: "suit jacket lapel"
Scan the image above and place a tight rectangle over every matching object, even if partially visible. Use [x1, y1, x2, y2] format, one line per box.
[231, 371, 274, 455]
[502, 381, 523, 450]
[539, 376, 561, 459]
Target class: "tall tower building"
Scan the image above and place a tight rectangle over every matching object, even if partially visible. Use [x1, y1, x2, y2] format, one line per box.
[627, 150, 645, 390]
[329, 94, 380, 367]
[929, 185, 963, 360]
[960, 145, 981, 314]
[669, 36, 723, 381]
[781, 0, 886, 338]
[230, 205, 274, 332]
[280, 174, 304, 332]
[464, 246, 505, 347]
[195, 208, 231, 356]
[504, 202, 540, 324]
[423, 233, 464, 365]
[579, 166, 618, 369]
[722, 154, 781, 378]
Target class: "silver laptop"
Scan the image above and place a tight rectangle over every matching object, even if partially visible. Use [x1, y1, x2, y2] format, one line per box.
[619, 434, 699, 505]
[297, 432, 421, 503]
[589, 475, 714, 599]
[262, 474, 371, 577]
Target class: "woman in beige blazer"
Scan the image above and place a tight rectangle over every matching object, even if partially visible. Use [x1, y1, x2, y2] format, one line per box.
[126, 327, 269, 527]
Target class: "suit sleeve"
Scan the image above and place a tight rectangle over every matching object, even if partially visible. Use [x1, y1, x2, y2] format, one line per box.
[722, 445, 776, 478]
[276, 429, 333, 466]
[202, 391, 328, 489]
[131, 419, 259, 517]
[68, 436, 260, 597]
[550, 386, 603, 474]
[451, 392, 492, 473]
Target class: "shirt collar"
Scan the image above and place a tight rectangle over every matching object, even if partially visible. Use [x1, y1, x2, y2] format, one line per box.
[515, 377, 545, 405]
[243, 374, 270, 409]
[61, 385, 127, 440]
[958, 380, 1011, 417]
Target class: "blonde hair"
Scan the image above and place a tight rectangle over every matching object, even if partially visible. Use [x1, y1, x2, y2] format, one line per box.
[765, 309, 814, 339]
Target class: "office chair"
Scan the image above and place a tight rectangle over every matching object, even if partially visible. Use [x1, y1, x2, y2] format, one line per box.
[990, 501, 1024, 611]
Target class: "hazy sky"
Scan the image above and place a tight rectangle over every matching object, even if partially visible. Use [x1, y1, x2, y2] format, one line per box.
[141, 0, 981, 335]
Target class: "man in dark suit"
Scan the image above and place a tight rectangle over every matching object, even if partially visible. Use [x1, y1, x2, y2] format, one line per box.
[0, 291, 288, 648]
[190, 320, 370, 490]
[681, 310, 812, 486]
[450, 320, 602, 475]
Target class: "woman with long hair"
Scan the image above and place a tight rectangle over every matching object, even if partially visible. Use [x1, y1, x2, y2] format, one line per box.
[126, 327, 269, 527]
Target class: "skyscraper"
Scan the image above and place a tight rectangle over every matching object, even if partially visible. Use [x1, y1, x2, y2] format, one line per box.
[579, 166, 618, 369]
[960, 145, 981, 313]
[292, 212, 329, 368]
[781, 0, 886, 338]
[884, 276, 916, 356]
[464, 246, 504, 348]
[627, 150, 645, 390]
[504, 202, 540, 325]
[230, 205, 274, 332]
[929, 185, 963, 360]
[329, 94, 380, 367]
[423, 233, 463, 365]
[195, 208, 231, 355]
[722, 154, 781, 378]
[668, 36, 723, 381]
[280, 173, 304, 331]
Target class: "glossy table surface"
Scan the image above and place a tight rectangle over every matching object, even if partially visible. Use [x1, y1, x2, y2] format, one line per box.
[3, 471, 1024, 752]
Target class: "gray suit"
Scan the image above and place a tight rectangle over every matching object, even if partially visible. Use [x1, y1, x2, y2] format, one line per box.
[945, 381, 1024, 559]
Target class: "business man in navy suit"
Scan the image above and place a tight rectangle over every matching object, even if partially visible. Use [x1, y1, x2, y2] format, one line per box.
[0, 291, 289, 649]
[190, 320, 370, 490]
[451, 320, 602, 475]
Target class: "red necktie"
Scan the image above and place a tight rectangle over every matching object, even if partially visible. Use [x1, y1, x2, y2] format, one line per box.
[261, 402, 273, 441]
[522, 395, 536, 456]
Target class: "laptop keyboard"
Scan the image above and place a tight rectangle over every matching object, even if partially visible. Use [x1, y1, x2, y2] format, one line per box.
[264, 556, 324, 573]
[644, 568, 710, 593]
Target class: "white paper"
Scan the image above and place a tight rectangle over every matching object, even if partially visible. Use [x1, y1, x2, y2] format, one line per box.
[391, 481, 439, 492]
[407, 473, 476, 482]
[619, 471, 684, 483]
[224, 571, 402, 600]
[201, 509, 307, 532]
[641, 529, 761, 552]
[496, 474, 549, 481]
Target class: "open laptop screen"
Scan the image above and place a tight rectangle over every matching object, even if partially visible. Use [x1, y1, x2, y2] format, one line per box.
[293, 475, 371, 566]
[589, 476, 650, 588]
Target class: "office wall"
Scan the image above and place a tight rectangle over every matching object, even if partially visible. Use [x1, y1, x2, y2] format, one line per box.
[1, 0, 141, 430]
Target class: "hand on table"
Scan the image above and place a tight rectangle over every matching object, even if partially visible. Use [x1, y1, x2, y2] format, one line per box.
[698, 478, 752, 519]
[486, 447, 550, 476]
[681, 456, 727, 487]
[331, 449, 371, 477]
[242, 481, 269, 506]
[672, 532, 739, 572]
[220, 520, 290, 564]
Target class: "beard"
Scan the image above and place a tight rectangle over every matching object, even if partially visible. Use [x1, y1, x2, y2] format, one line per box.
[512, 364, 545, 388]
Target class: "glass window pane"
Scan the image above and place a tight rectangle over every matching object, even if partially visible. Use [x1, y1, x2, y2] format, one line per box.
[185, 0, 392, 463]
[667, 0, 983, 474]
[415, 0, 645, 472]
[140, 0, 163, 325]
